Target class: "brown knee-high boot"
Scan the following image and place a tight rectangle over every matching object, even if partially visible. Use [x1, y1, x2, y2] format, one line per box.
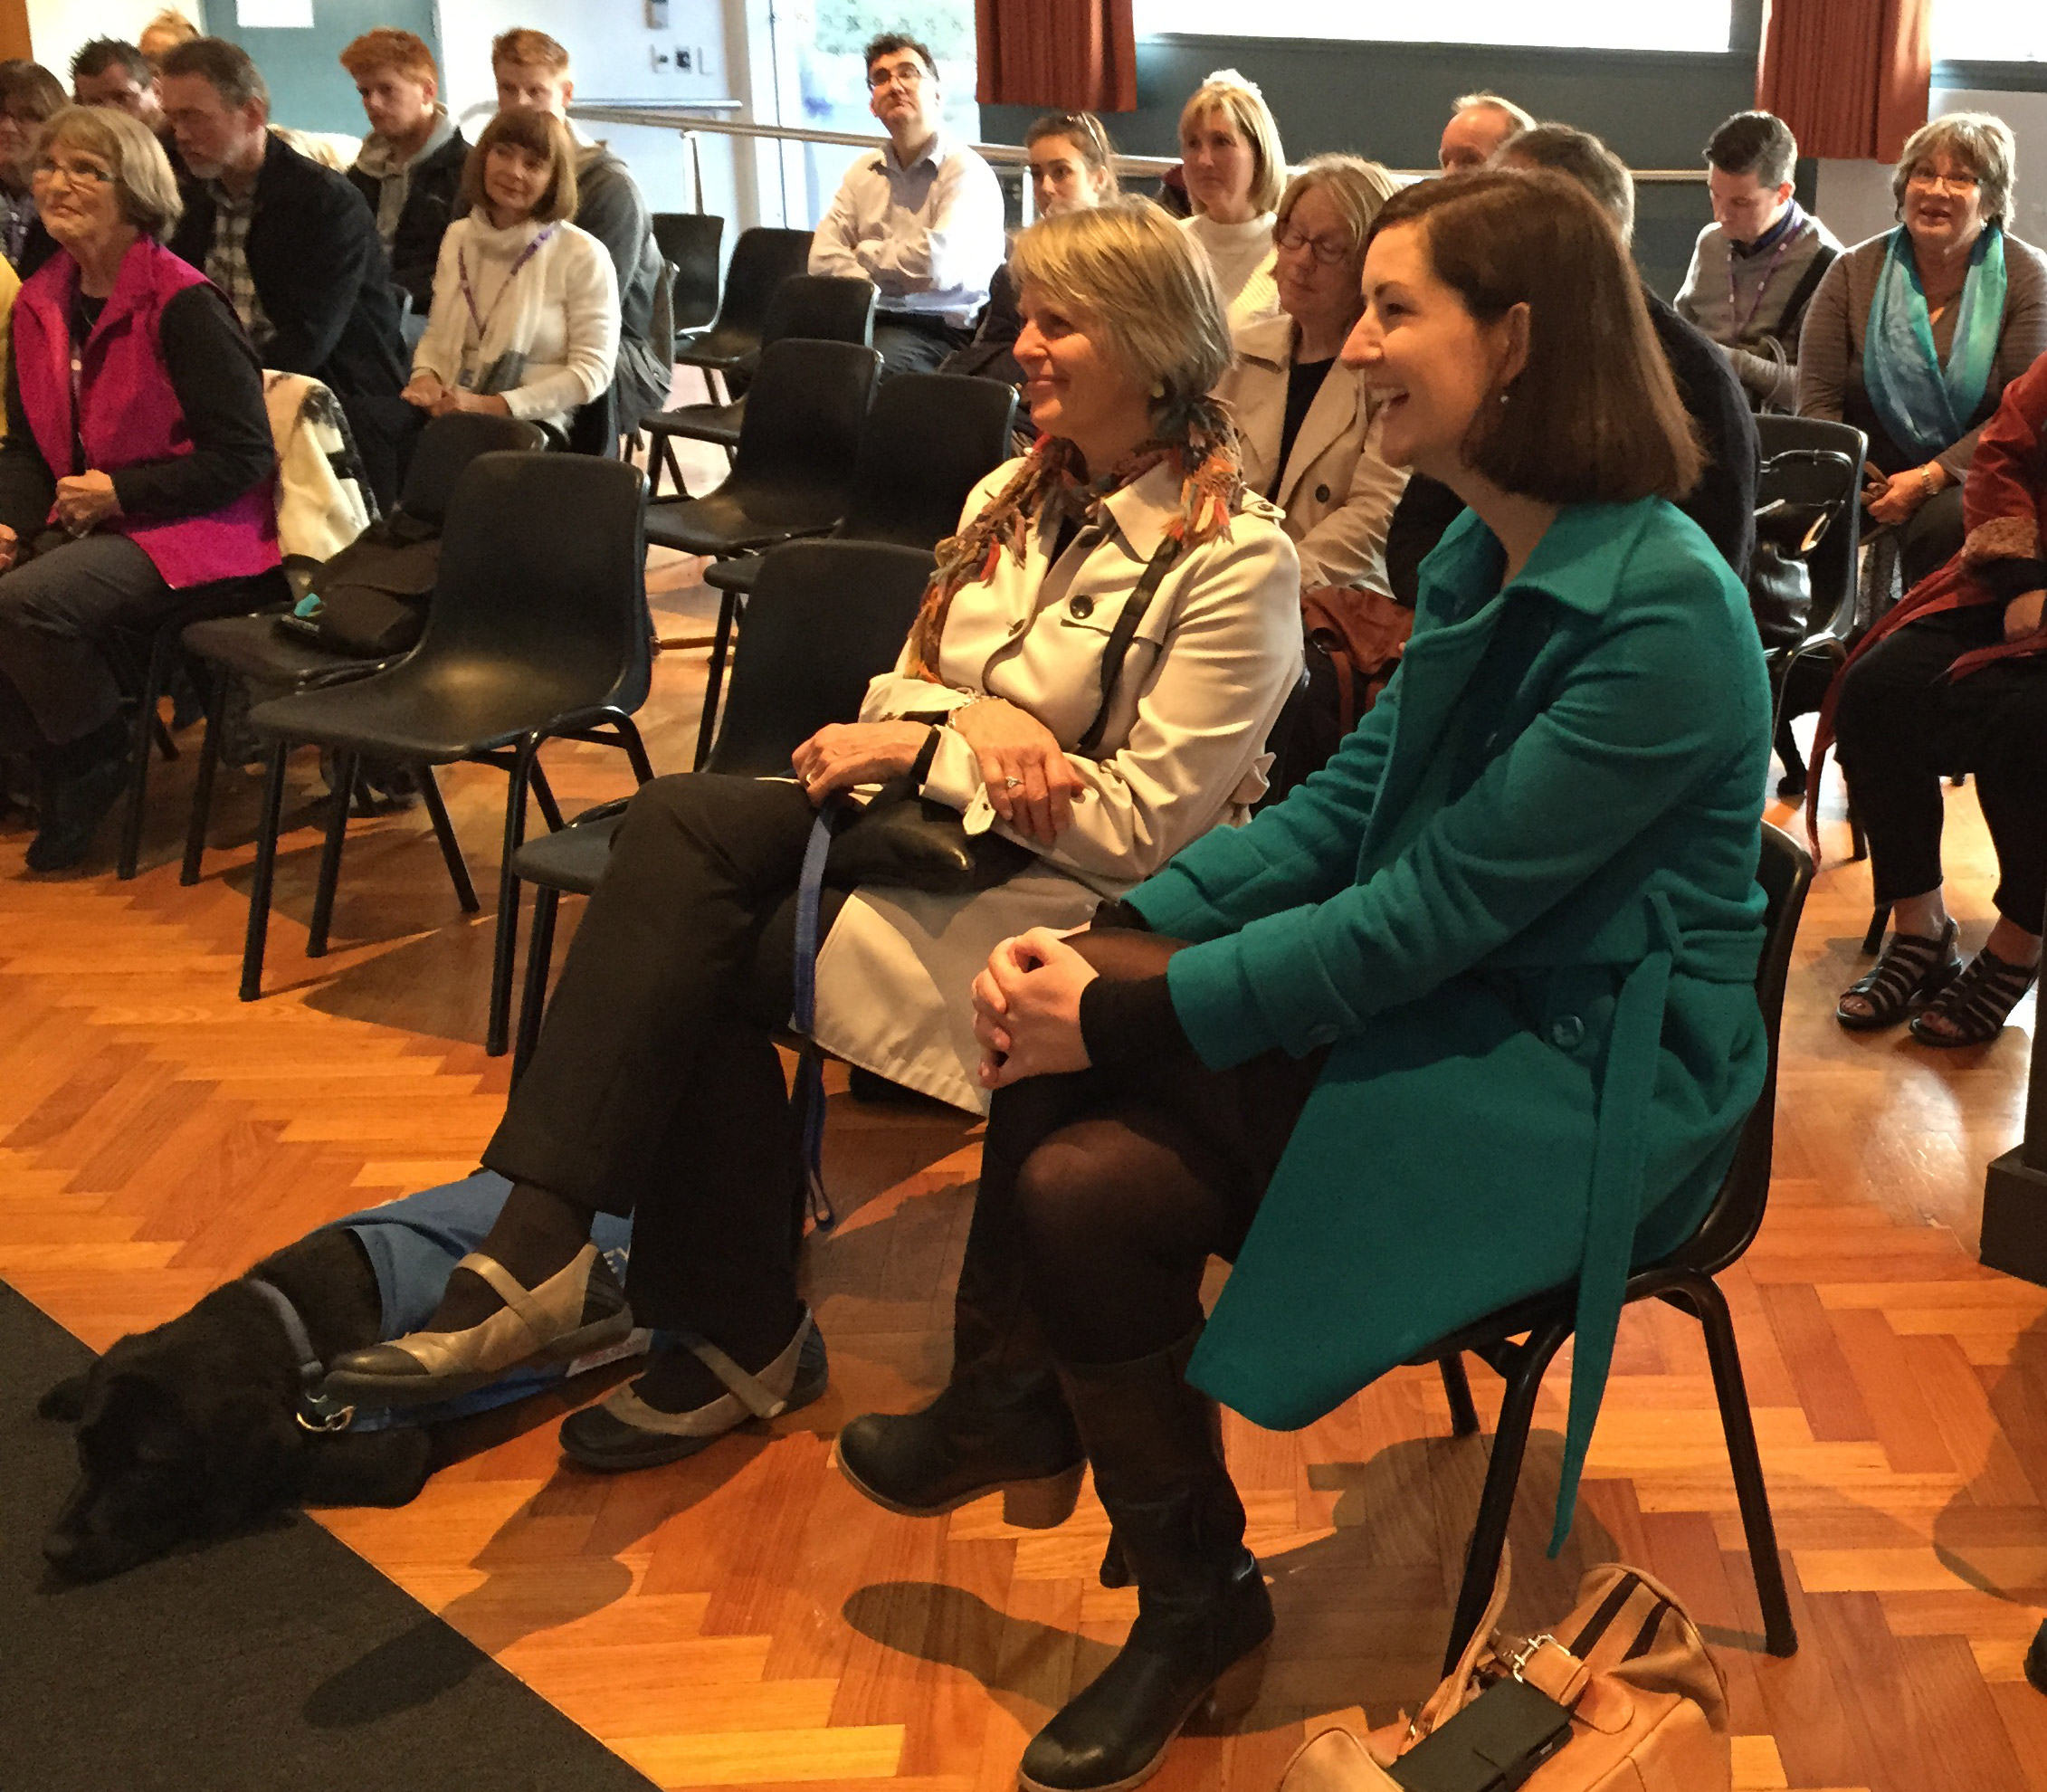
[1018, 1327, 1271, 1792]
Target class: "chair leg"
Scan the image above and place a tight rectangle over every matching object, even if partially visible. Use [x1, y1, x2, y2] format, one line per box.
[240, 745, 289, 1002]
[1442, 1320, 1570, 1675]
[1440, 1354, 1481, 1438]
[153, 714, 179, 760]
[693, 586, 738, 769]
[1676, 1273, 1797, 1656]
[118, 634, 175, 881]
[528, 758, 564, 833]
[511, 884, 560, 1087]
[180, 671, 232, 886]
[1862, 903, 1891, 957]
[415, 765, 479, 912]
[614, 713, 654, 785]
[487, 740, 538, 1057]
[657, 435, 688, 500]
[306, 750, 356, 959]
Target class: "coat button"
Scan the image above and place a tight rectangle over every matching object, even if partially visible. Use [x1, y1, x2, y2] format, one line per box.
[1315, 483, 1331, 503]
[1550, 1015, 1585, 1051]
[1069, 595, 1095, 619]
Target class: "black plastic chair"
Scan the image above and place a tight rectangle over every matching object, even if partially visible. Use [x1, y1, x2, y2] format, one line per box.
[671, 225, 813, 394]
[505, 539, 936, 1080]
[643, 274, 879, 497]
[652, 211, 723, 334]
[239, 453, 653, 1056]
[644, 338, 881, 764]
[180, 412, 546, 889]
[109, 569, 293, 880]
[1423, 821, 1812, 1674]
[705, 373, 1017, 605]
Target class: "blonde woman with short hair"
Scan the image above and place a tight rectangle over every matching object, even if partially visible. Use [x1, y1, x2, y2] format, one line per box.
[1175, 69, 1288, 330]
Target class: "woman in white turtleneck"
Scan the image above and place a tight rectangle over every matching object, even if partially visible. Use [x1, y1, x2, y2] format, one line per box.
[404, 107, 618, 441]
[1175, 70, 1287, 333]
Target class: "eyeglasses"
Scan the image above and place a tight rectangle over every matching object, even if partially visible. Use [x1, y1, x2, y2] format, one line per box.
[1906, 167, 1979, 195]
[33, 157, 114, 186]
[1273, 224, 1353, 266]
[867, 62, 927, 90]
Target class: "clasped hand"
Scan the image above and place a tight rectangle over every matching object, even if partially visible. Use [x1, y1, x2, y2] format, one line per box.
[971, 927, 1098, 1090]
[2005, 588, 2047, 642]
[949, 697, 1084, 844]
[1862, 461, 1942, 526]
[53, 471, 119, 535]
[401, 374, 508, 419]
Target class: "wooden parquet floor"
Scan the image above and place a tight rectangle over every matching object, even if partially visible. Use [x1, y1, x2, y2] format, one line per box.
[5, 596, 2047, 1790]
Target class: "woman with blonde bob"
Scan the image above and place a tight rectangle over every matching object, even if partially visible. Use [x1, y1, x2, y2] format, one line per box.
[0, 104, 277, 870]
[323, 200, 1304, 1489]
[836, 169, 1771, 1792]
[1175, 68, 1287, 329]
[403, 106, 617, 439]
[1216, 152, 1407, 589]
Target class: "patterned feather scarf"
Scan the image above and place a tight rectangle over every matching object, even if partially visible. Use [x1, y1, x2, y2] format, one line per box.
[903, 399, 1246, 682]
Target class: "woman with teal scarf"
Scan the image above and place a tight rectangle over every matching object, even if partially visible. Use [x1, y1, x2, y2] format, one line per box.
[836, 169, 1772, 1792]
[1798, 111, 2047, 591]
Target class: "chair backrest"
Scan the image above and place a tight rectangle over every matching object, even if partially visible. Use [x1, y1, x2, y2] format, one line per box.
[414, 452, 652, 715]
[705, 539, 936, 777]
[709, 226, 814, 338]
[652, 211, 723, 329]
[838, 373, 1019, 548]
[760, 274, 879, 349]
[728, 338, 882, 507]
[1756, 415, 1866, 643]
[398, 412, 547, 527]
[1682, 820, 1815, 1274]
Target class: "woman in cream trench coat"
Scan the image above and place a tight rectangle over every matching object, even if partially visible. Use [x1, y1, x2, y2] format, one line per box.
[814, 453, 1303, 1111]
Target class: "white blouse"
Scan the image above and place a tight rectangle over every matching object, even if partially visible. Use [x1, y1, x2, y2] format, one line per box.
[1180, 210, 1281, 333]
[414, 214, 621, 434]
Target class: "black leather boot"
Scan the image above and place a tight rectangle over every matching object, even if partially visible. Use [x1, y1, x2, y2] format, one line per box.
[1018, 1329, 1271, 1792]
[835, 1122, 1084, 1526]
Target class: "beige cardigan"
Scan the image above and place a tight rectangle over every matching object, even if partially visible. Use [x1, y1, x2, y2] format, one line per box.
[1215, 311, 1407, 592]
[811, 456, 1304, 1111]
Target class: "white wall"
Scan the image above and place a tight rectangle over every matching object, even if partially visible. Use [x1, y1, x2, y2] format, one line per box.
[28, 0, 172, 88]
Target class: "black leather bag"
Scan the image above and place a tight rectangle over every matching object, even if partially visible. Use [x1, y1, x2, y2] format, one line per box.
[823, 537, 1179, 894]
[278, 513, 442, 657]
[1748, 493, 1836, 652]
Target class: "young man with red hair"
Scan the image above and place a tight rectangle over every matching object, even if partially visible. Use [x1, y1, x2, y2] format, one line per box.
[341, 29, 465, 312]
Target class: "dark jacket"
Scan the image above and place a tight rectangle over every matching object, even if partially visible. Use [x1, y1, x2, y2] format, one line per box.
[169, 132, 406, 402]
[348, 125, 468, 314]
[1385, 286, 1760, 603]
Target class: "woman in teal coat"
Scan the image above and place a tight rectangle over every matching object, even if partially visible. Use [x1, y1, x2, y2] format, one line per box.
[837, 168, 1773, 1792]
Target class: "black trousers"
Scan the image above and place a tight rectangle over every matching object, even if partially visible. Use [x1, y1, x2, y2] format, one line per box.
[962, 931, 1326, 1369]
[1833, 605, 2047, 929]
[1887, 484, 1968, 593]
[484, 773, 842, 1340]
[0, 534, 174, 748]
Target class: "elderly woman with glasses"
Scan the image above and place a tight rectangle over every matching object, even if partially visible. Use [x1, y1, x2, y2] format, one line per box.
[1799, 113, 2047, 589]
[1214, 154, 1407, 592]
[0, 105, 278, 871]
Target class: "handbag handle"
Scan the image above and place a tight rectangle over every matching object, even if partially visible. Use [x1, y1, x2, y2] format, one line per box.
[1076, 539, 1181, 758]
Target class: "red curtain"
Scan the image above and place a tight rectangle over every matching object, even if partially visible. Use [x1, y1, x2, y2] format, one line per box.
[976, 0, 1137, 114]
[1757, 0, 1932, 161]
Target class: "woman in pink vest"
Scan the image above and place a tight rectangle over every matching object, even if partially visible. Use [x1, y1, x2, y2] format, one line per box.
[0, 104, 277, 872]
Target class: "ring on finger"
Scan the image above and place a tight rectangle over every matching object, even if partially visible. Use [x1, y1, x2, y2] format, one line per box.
[1004, 776, 1023, 788]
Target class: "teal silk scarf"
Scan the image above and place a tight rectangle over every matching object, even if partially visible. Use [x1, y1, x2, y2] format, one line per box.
[1864, 223, 2007, 461]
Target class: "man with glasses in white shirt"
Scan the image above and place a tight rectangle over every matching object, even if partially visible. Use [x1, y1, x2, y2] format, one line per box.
[809, 32, 1005, 377]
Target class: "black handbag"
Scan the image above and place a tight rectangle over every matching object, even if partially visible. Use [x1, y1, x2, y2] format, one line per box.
[275, 513, 442, 657]
[1748, 491, 1837, 652]
[822, 538, 1180, 894]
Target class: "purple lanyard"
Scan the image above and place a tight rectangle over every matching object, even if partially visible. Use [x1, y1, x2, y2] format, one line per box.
[457, 224, 556, 342]
[1727, 223, 1798, 338]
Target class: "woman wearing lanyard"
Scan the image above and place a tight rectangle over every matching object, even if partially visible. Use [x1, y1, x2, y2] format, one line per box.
[402, 107, 617, 444]
[1797, 112, 2047, 590]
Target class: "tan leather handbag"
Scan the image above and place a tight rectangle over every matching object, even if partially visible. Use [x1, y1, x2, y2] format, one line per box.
[1278, 1554, 1730, 1792]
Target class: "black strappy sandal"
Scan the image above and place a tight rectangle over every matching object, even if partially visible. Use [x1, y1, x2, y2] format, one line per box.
[1909, 946, 2040, 1047]
[1836, 920, 1961, 1031]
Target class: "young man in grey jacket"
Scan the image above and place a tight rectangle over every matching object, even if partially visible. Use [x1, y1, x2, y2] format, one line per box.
[1675, 110, 1841, 412]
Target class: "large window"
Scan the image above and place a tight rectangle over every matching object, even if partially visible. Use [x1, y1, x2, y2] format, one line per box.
[1933, 1, 2047, 62]
[1131, 5, 1735, 53]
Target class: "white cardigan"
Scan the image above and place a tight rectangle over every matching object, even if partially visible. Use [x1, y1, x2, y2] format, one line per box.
[414, 214, 620, 434]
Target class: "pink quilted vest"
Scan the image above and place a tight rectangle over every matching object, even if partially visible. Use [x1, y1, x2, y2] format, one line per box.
[14, 238, 280, 589]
